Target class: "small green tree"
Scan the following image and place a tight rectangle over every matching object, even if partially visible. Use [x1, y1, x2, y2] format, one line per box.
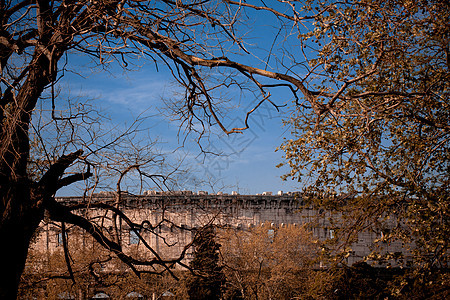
[187, 225, 225, 300]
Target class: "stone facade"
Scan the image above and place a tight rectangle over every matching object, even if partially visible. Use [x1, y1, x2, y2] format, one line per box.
[30, 192, 410, 269]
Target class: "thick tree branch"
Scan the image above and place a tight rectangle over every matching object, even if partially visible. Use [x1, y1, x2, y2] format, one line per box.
[56, 171, 92, 191]
[37, 150, 85, 196]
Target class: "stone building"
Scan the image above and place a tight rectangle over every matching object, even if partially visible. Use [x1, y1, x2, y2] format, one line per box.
[30, 191, 409, 269]
[22, 191, 416, 299]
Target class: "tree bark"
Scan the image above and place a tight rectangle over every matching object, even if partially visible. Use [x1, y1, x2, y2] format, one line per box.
[0, 184, 43, 299]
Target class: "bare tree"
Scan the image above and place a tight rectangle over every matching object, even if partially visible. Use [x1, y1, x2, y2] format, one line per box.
[0, 1, 319, 297]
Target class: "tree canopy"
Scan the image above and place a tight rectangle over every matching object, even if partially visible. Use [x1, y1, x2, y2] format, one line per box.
[277, 0, 449, 270]
[219, 224, 319, 299]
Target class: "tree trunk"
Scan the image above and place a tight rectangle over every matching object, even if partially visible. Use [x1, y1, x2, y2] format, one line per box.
[0, 33, 60, 298]
[0, 183, 43, 299]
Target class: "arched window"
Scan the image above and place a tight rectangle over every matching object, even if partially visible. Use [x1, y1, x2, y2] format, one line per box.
[126, 291, 144, 299]
[92, 292, 110, 299]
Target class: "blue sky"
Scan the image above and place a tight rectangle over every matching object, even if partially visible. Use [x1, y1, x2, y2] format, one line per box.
[55, 62, 301, 195]
[49, 4, 306, 196]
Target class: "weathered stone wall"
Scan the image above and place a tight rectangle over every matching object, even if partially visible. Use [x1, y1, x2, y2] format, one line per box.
[30, 193, 409, 268]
